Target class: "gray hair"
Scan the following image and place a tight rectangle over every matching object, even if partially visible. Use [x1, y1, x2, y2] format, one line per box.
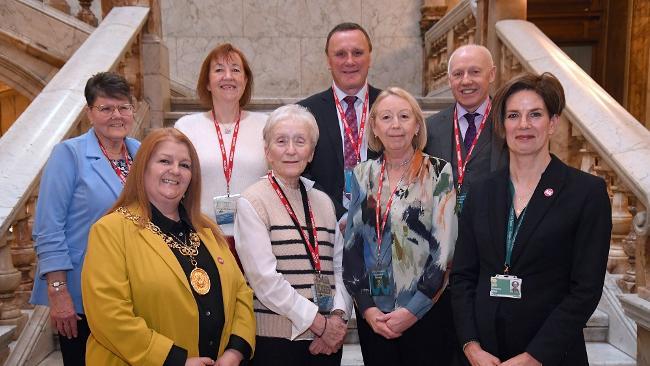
[263, 104, 320, 149]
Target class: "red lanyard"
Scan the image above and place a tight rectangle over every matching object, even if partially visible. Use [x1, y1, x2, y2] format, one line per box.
[212, 110, 241, 195]
[453, 101, 491, 190]
[97, 135, 130, 185]
[333, 88, 369, 163]
[267, 172, 321, 271]
[374, 159, 403, 261]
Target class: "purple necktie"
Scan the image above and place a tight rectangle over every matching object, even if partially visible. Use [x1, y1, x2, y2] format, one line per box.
[464, 112, 478, 152]
[343, 96, 358, 169]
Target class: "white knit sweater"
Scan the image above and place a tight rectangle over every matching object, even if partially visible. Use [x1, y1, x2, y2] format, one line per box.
[175, 110, 268, 235]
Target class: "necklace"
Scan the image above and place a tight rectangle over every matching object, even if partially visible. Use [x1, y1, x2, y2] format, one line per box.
[385, 150, 415, 170]
[117, 207, 211, 295]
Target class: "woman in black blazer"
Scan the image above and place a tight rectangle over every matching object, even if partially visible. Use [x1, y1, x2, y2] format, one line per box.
[451, 72, 612, 366]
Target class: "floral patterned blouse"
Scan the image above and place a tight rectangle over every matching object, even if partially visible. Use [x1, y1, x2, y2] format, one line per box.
[343, 151, 457, 319]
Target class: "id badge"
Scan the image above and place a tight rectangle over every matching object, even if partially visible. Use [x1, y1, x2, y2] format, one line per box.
[455, 192, 467, 214]
[312, 273, 334, 312]
[213, 194, 240, 225]
[344, 169, 353, 195]
[369, 267, 393, 296]
[490, 274, 522, 299]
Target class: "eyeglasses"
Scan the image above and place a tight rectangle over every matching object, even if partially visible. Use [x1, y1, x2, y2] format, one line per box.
[90, 104, 135, 116]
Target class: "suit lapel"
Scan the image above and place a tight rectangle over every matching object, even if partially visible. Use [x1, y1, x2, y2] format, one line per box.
[510, 156, 566, 265]
[488, 168, 509, 267]
[139, 225, 193, 293]
[87, 130, 123, 198]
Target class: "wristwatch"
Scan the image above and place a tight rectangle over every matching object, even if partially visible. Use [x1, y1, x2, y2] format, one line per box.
[330, 309, 348, 323]
[49, 281, 67, 292]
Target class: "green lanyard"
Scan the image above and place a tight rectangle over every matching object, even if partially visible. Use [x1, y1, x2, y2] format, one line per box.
[505, 181, 527, 274]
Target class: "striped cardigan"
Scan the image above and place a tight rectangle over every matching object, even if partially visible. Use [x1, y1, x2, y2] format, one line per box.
[237, 177, 338, 340]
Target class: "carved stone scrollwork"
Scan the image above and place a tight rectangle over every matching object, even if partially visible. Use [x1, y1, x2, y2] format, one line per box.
[618, 203, 638, 293]
[633, 210, 650, 301]
[420, 5, 448, 36]
[0, 236, 27, 340]
[77, 0, 98, 27]
[9, 196, 36, 308]
[605, 176, 632, 275]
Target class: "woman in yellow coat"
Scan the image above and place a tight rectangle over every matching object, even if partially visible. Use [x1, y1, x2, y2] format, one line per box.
[82, 128, 255, 366]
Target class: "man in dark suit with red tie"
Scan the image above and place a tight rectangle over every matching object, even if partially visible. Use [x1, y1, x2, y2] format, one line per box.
[298, 22, 381, 222]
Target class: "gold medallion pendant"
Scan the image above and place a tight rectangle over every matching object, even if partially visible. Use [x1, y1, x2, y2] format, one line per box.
[190, 267, 211, 295]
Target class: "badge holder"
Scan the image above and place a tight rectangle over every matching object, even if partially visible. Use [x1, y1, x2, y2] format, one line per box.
[312, 273, 334, 312]
[455, 191, 467, 214]
[213, 194, 240, 225]
[490, 274, 522, 299]
[369, 266, 393, 297]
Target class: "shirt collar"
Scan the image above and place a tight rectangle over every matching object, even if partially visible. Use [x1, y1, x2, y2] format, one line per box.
[150, 203, 192, 234]
[332, 81, 368, 107]
[456, 97, 490, 118]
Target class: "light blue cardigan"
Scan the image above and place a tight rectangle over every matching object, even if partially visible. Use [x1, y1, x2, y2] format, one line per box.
[30, 128, 140, 314]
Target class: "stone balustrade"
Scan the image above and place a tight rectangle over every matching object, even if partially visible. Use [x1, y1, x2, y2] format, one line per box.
[422, 0, 476, 96]
[0, 5, 149, 363]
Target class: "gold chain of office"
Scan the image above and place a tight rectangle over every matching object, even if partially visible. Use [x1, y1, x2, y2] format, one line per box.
[116, 207, 211, 295]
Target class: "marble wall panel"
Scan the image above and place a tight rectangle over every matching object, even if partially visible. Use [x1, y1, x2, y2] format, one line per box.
[300, 37, 330, 95]
[243, 0, 362, 38]
[362, 0, 422, 38]
[162, 0, 424, 97]
[161, 0, 243, 37]
[369, 36, 423, 95]
[174, 36, 302, 98]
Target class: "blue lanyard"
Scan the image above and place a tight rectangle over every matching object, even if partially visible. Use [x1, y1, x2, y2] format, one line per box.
[505, 181, 527, 274]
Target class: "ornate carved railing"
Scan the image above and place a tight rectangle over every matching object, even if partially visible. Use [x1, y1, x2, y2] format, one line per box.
[422, 0, 476, 96]
[0, 6, 150, 364]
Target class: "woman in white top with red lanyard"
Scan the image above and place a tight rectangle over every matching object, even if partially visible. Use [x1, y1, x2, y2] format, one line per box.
[175, 43, 267, 260]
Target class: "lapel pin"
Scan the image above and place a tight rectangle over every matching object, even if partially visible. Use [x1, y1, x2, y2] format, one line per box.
[544, 188, 554, 197]
[217, 257, 224, 264]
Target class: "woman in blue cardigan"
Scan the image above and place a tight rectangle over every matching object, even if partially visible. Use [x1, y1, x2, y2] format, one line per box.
[30, 72, 140, 366]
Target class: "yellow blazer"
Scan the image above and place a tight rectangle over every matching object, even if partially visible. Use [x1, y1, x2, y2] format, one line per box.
[82, 206, 255, 365]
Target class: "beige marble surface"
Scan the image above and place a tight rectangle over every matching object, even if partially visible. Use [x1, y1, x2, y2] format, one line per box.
[162, 0, 424, 97]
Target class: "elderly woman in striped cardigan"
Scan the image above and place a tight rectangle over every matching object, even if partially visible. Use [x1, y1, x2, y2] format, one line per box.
[234, 104, 352, 366]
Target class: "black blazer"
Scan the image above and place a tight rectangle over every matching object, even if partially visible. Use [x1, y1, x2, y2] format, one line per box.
[450, 155, 612, 365]
[298, 85, 381, 219]
[424, 104, 508, 195]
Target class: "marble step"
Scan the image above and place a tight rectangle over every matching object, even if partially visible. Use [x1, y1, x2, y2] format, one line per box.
[36, 350, 61, 366]
[343, 342, 637, 366]
[586, 342, 636, 366]
[584, 308, 609, 342]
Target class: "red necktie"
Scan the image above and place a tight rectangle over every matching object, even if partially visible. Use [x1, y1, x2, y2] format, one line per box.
[343, 96, 358, 169]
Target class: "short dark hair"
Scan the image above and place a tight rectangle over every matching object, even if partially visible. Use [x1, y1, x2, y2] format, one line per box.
[492, 72, 565, 139]
[325, 22, 372, 54]
[196, 43, 253, 109]
[84, 72, 132, 106]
